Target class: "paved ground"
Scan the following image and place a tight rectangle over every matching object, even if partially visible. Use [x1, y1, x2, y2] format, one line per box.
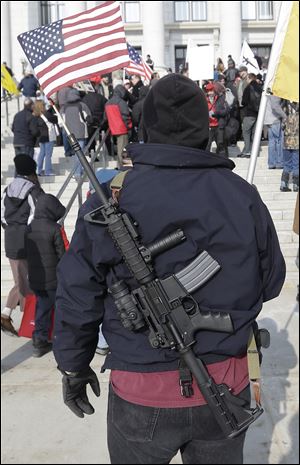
[1, 287, 299, 464]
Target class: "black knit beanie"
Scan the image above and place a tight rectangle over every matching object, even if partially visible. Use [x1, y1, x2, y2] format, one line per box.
[143, 74, 209, 149]
[14, 155, 37, 176]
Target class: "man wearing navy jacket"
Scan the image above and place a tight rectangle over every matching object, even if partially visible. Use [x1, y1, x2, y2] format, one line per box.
[53, 74, 285, 464]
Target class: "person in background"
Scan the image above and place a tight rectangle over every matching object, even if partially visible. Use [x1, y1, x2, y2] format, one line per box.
[224, 55, 239, 85]
[82, 83, 107, 155]
[105, 85, 132, 168]
[205, 82, 229, 157]
[12, 98, 39, 157]
[280, 101, 299, 192]
[146, 54, 154, 70]
[57, 86, 74, 157]
[33, 100, 58, 176]
[17, 68, 39, 99]
[129, 75, 144, 106]
[25, 193, 66, 357]
[264, 95, 286, 170]
[1, 155, 43, 336]
[132, 85, 150, 143]
[236, 65, 249, 123]
[240, 73, 262, 158]
[123, 79, 132, 92]
[64, 88, 92, 179]
[99, 75, 114, 100]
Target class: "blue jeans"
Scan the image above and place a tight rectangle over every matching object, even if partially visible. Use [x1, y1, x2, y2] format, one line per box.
[37, 141, 55, 175]
[33, 290, 56, 341]
[268, 122, 283, 168]
[107, 384, 250, 464]
[14, 146, 34, 157]
[282, 149, 299, 176]
[72, 138, 86, 179]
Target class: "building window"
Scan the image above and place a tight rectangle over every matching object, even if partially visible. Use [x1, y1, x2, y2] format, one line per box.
[40, 1, 64, 25]
[192, 1, 207, 21]
[258, 1, 273, 20]
[241, 2, 273, 21]
[175, 1, 190, 21]
[175, 2, 207, 22]
[241, 1, 257, 20]
[124, 1, 140, 23]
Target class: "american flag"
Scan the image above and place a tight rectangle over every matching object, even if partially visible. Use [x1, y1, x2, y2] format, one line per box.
[125, 43, 153, 83]
[17, 1, 130, 98]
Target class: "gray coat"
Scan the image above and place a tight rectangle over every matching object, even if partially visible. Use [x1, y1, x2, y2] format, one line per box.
[64, 89, 92, 140]
[264, 95, 286, 126]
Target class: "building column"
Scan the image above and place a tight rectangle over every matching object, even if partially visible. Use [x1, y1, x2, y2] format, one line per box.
[219, 2, 242, 65]
[63, 1, 87, 17]
[1, 2, 12, 68]
[9, 1, 40, 80]
[141, 1, 165, 67]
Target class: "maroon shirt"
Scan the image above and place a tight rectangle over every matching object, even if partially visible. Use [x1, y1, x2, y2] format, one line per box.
[110, 355, 249, 408]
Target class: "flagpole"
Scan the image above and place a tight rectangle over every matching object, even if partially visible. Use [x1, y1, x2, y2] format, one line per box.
[246, 2, 286, 184]
[50, 102, 110, 207]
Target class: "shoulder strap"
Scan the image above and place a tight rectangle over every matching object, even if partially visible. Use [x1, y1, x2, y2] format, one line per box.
[110, 170, 130, 203]
[110, 171, 129, 190]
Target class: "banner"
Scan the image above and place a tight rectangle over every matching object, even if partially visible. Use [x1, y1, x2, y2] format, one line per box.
[1, 65, 20, 95]
[186, 43, 214, 81]
[239, 40, 260, 75]
[265, 1, 299, 102]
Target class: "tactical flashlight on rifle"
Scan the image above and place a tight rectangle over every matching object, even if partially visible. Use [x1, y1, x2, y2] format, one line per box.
[53, 114, 263, 439]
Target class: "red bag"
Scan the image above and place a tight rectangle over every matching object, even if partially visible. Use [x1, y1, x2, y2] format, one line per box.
[18, 294, 54, 339]
[60, 226, 70, 250]
[18, 294, 37, 338]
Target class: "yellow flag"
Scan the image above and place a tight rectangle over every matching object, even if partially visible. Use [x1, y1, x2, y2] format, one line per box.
[266, 1, 299, 102]
[1, 65, 20, 96]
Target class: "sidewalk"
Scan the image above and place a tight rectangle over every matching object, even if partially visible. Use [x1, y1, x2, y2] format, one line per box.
[1, 288, 299, 464]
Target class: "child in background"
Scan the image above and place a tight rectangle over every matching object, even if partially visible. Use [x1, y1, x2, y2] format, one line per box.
[25, 193, 66, 357]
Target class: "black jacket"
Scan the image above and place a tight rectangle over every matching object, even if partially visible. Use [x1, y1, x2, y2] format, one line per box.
[25, 193, 66, 291]
[12, 108, 39, 147]
[36, 109, 58, 143]
[82, 92, 107, 127]
[53, 143, 285, 372]
[1, 176, 43, 259]
[242, 81, 263, 117]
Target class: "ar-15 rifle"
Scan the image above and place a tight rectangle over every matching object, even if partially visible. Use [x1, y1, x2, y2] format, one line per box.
[61, 128, 263, 439]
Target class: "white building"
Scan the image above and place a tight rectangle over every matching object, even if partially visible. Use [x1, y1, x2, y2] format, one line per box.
[1, 1, 281, 80]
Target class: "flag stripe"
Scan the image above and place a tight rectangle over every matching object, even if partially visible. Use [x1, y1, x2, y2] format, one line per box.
[37, 37, 126, 80]
[63, 1, 115, 24]
[40, 49, 128, 90]
[34, 30, 126, 75]
[63, 16, 123, 44]
[42, 55, 128, 97]
[63, 5, 120, 30]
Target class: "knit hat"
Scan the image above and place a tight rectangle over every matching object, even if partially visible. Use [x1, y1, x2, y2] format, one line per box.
[143, 74, 209, 150]
[239, 65, 248, 72]
[205, 82, 215, 92]
[14, 155, 37, 176]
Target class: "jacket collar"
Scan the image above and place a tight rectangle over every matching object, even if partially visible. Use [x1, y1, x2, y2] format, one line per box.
[127, 143, 235, 170]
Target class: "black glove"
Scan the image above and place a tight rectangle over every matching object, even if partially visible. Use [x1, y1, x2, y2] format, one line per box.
[61, 367, 100, 418]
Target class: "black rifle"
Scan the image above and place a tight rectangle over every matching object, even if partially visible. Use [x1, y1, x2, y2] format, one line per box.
[66, 133, 263, 439]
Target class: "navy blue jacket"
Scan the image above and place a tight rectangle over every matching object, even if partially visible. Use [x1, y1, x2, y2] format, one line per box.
[53, 144, 285, 372]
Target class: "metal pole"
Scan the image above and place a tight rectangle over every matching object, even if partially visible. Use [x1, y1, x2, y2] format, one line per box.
[51, 103, 110, 207]
[246, 1, 288, 184]
[6, 99, 9, 126]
